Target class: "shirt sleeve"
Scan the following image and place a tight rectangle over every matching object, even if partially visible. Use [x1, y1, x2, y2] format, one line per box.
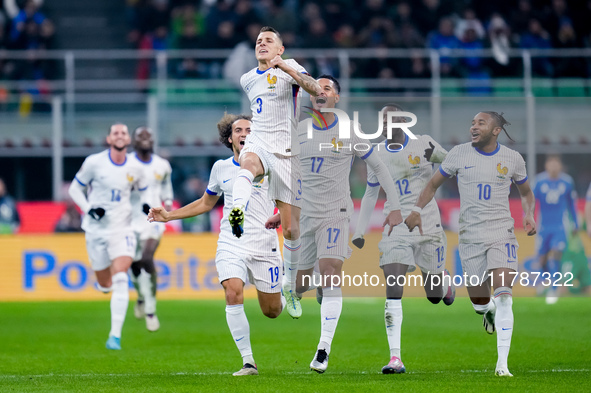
[423, 135, 448, 164]
[438, 146, 460, 178]
[512, 153, 528, 185]
[160, 161, 174, 204]
[206, 162, 221, 196]
[366, 165, 379, 187]
[284, 59, 308, 85]
[73, 157, 94, 187]
[351, 122, 375, 160]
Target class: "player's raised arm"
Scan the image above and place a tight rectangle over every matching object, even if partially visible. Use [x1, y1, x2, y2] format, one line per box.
[515, 180, 537, 236]
[270, 55, 321, 96]
[160, 164, 174, 211]
[404, 169, 448, 235]
[149, 193, 219, 223]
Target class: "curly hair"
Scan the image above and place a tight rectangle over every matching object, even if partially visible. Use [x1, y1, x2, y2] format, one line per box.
[217, 113, 252, 150]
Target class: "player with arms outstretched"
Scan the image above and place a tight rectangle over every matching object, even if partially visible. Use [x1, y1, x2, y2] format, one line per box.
[69, 123, 148, 350]
[405, 112, 536, 377]
[533, 155, 578, 304]
[229, 26, 322, 318]
[129, 126, 173, 331]
[267, 76, 403, 373]
[149, 114, 283, 376]
[353, 104, 455, 374]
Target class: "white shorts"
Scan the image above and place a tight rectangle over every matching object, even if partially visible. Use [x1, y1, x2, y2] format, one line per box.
[458, 237, 519, 287]
[378, 231, 447, 274]
[85, 230, 136, 271]
[300, 215, 352, 270]
[216, 249, 282, 294]
[241, 137, 302, 208]
[133, 221, 165, 260]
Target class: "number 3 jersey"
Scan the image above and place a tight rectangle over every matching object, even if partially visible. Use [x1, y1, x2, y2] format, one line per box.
[206, 156, 279, 255]
[439, 142, 528, 243]
[240, 59, 307, 156]
[367, 134, 448, 237]
[73, 150, 147, 236]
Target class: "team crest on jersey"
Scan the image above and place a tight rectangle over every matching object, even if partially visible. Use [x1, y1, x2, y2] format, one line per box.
[496, 163, 508, 179]
[408, 155, 420, 169]
[154, 172, 163, 181]
[126, 174, 135, 183]
[331, 137, 343, 153]
[253, 178, 264, 189]
[267, 74, 277, 96]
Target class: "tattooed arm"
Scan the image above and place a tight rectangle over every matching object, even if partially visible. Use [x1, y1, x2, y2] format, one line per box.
[269, 55, 322, 96]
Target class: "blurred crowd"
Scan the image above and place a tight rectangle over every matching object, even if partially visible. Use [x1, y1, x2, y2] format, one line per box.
[0, 0, 55, 81]
[125, 0, 591, 79]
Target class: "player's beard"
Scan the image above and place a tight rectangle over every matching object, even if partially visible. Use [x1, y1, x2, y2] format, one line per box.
[112, 143, 128, 152]
[471, 131, 494, 149]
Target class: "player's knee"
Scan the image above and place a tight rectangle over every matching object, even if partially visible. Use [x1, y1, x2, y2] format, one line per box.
[224, 288, 243, 305]
[263, 306, 281, 319]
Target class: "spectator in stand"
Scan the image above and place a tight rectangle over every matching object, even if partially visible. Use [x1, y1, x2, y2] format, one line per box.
[543, 0, 572, 39]
[8, 0, 54, 50]
[333, 24, 357, 48]
[553, 20, 585, 77]
[233, 0, 259, 38]
[459, 26, 491, 95]
[257, 0, 297, 35]
[520, 18, 554, 77]
[129, 0, 170, 48]
[302, 18, 334, 48]
[0, 178, 19, 234]
[205, 0, 235, 38]
[321, 1, 352, 34]
[355, 0, 387, 30]
[170, 3, 205, 49]
[357, 17, 399, 48]
[427, 17, 461, 77]
[414, 0, 451, 37]
[455, 8, 485, 42]
[510, 0, 538, 38]
[487, 13, 519, 76]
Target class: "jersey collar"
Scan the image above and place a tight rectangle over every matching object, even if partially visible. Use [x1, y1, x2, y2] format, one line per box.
[256, 67, 272, 74]
[232, 157, 240, 166]
[474, 142, 500, 156]
[312, 115, 338, 131]
[385, 133, 409, 153]
[135, 152, 153, 164]
[108, 149, 127, 166]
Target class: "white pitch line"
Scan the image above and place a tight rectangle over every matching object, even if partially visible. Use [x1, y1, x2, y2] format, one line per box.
[0, 368, 588, 380]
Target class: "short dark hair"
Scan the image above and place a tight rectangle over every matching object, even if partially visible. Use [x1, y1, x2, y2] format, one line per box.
[482, 111, 514, 142]
[133, 126, 152, 138]
[217, 113, 252, 150]
[108, 123, 127, 134]
[259, 26, 282, 43]
[317, 74, 341, 93]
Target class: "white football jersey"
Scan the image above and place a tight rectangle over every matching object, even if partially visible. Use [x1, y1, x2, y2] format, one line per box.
[298, 117, 375, 218]
[240, 59, 307, 156]
[206, 156, 279, 255]
[74, 150, 147, 236]
[129, 153, 173, 233]
[439, 142, 528, 243]
[367, 134, 448, 236]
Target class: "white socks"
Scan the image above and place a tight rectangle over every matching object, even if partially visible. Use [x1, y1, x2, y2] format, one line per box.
[318, 287, 342, 355]
[226, 304, 254, 366]
[385, 299, 403, 359]
[472, 299, 495, 315]
[232, 169, 254, 208]
[494, 287, 513, 368]
[282, 238, 301, 290]
[138, 270, 156, 315]
[109, 272, 129, 338]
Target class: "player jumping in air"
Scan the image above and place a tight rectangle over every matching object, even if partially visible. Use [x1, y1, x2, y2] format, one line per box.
[533, 155, 578, 304]
[69, 123, 149, 350]
[405, 112, 536, 377]
[148, 114, 283, 376]
[229, 26, 322, 319]
[353, 104, 456, 374]
[129, 126, 173, 331]
[266, 76, 403, 373]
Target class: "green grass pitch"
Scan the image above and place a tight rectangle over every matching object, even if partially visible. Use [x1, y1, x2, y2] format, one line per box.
[0, 297, 589, 392]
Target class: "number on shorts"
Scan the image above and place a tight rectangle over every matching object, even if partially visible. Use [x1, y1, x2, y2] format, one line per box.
[504, 242, 517, 260]
[436, 245, 445, 264]
[268, 266, 279, 283]
[256, 98, 263, 113]
[477, 183, 491, 200]
[327, 228, 340, 245]
[311, 157, 324, 173]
